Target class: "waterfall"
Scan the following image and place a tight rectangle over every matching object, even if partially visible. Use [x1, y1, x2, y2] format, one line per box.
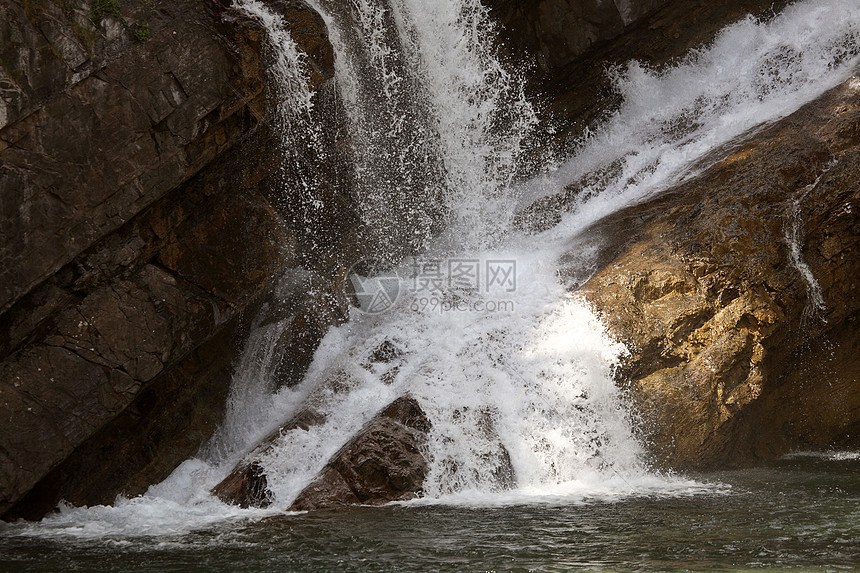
[305, 0, 536, 258]
[519, 0, 860, 243]
[233, 0, 315, 129]
[10, 0, 860, 537]
[785, 165, 833, 327]
[196, 1, 324, 470]
[218, 0, 860, 509]
[304, 0, 447, 259]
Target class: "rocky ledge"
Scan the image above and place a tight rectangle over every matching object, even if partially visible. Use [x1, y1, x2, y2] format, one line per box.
[566, 72, 860, 469]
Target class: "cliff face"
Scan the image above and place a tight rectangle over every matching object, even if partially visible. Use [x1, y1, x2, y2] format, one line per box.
[1, 0, 857, 520]
[486, 0, 669, 74]
[573, 74, 860, 468]
[0, 0, 357, 519]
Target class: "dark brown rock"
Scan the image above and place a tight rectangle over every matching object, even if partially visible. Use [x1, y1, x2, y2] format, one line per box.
[0, 158, 297, 517]
[290, 397, 431, 511]
[212, 407, 326, 507]
[572, 72, 860, 469]
[1, 0, 252, 314]
[4, 309, 249, 520]
[487, 0, 669, 74]
[0, 0, 355, 520]
[213, 397, 431, 511]
[213, 462, 275, 510]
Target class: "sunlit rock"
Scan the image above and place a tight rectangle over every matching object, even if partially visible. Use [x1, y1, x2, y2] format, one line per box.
[573, 74, 860, 468]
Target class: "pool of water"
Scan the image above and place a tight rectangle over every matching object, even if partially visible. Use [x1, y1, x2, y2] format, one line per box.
[1, 454, 857, 572]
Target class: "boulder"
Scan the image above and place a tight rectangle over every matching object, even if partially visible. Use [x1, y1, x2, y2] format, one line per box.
[213, 396, 431, 511]
[290, 397, 431, 511]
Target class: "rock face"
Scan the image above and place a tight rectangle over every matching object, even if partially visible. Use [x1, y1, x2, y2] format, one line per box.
[213, 397, 431, 511]
[0, 0, 358, 520]
[486, 0, 670, 74]
[570, 73, 860, 469]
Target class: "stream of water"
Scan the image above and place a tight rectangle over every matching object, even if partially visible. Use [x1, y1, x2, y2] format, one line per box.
[2, 0, 859, 569]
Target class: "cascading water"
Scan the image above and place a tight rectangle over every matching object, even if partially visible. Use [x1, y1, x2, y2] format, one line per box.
[7, 0, 860, 538]
[305, 0, 537, 257]
[785, 164, 833, 327]
[304, 0, 448, 259]
[519, 0, 860, 245]
[385, 0, 538, 250]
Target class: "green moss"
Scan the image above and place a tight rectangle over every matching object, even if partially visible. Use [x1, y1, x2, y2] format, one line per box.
[92, 0, 121, 21]
[134, 20, 150, 43]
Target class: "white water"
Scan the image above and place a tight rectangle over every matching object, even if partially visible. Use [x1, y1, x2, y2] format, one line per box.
[305, 0, 447, 257]
[6, 0, 860, 539]
[233, 0, 316, 133]
[783, 450, 860, 462]
[387, 0, 538, 249]
[306, 0, 536, 256]
[518, 0, 860, 246]
[785, 164, 833, 326]
[232, 0, 334, 241]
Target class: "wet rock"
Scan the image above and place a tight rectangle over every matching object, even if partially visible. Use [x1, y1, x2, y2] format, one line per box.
[486, 0, 669, 74]
[213, 462, 274, 510]
[491, 0, 794, 165]
[431, 406, 517, 494]
[360, 340, 405, 385]
[572, 73, 860, 469]
[0, 0, 352, 520]
[212, 408, 326, 508]
[214, 397, 431, 510]
[290, 397, 431, 511]
[366, 340, 403, 365]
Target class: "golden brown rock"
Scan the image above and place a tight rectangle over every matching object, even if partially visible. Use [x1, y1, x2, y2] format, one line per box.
[573, 73, 860, 469]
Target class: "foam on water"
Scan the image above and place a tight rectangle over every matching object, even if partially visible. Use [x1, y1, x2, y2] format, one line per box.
[783, 451, 860, 462]
[6, 0, 860, 539]
[401, 474, 728, 508]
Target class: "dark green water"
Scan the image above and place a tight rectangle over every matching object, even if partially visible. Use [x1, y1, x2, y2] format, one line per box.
[1, 455, 857, 572]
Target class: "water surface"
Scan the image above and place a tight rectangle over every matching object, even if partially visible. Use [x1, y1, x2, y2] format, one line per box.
[2, 454, 856, 572]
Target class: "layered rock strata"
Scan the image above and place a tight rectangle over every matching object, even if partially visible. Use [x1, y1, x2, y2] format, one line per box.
[571, 73, 860, 468]
[0, 0, 356, 519]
